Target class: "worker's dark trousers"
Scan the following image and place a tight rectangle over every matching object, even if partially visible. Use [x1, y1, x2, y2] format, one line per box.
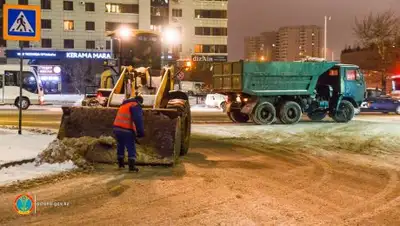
[113, 128, 136, 160]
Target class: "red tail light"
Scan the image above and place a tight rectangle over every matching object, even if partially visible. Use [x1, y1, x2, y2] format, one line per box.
[97, 92, 103, 98]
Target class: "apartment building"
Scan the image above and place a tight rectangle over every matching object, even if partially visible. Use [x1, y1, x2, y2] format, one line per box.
[169, 0, 228, 62]
[276, 25, 322, 61]
[0, 0, 228, 62]
[244, 31, 276, 61]
[244, 25, 323, 62]
[1, 0, 153, 50]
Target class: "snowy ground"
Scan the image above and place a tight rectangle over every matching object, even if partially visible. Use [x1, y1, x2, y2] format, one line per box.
[43, 94, 84, 106]
[0, 129, 56, 164]
[0, 129, 75, 186]
[192, 120, 400, 168]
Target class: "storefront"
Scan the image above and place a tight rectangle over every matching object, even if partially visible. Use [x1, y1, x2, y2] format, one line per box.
[5, 49, 112, 94]
[34, 65, 62, 94]
[189, 55, 227, 85]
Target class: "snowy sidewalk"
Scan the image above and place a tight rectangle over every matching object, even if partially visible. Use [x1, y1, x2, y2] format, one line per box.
[0, 129, 75, 186]
[0, 129, 56, 164]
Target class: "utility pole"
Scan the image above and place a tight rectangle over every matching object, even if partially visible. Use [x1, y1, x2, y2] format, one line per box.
[324, 16, 331, 59]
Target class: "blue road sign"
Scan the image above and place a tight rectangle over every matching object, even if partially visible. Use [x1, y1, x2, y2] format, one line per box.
[3, 4, 41, 41]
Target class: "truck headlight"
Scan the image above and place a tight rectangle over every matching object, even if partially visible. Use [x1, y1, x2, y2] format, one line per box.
[236, 96, 241, 102]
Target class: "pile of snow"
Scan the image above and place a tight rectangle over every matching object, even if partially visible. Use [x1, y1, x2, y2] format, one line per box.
[0, 129, 75, 186]
[35, 136, 116, 169]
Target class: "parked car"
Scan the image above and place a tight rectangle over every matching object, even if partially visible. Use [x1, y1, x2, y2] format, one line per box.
[360, 96, 400, 114]
[205, 93, 227, 111]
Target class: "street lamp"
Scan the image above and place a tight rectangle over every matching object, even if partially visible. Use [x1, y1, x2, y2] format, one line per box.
[163, 27, 180, 45]
[162, 27, 181, 65]
[324, 16, 332, 59]
[117, 26, 131, 73]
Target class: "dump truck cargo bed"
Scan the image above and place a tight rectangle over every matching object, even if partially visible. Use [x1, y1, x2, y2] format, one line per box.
[212, 61, 337, 96]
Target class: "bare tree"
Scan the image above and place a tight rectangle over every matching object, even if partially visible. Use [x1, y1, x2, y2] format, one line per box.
[354, 10, 399, 93]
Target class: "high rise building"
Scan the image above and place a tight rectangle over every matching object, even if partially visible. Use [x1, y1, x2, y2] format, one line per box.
[244, 25, 323, 62]
[0, 0, 228, 62]
[244, 32, 277, 61]
[276, 25, 322, 61]
[244, 35, 265, 61]
[170, 0, 228, 62]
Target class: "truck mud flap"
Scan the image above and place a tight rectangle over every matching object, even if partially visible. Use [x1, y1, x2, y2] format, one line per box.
[241, 102, 257, 115]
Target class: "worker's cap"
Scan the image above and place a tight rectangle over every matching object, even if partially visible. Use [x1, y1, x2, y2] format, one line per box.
[134, 96, 144, 104]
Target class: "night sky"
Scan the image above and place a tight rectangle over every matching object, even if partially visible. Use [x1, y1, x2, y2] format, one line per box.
[228, 0, 400, 61]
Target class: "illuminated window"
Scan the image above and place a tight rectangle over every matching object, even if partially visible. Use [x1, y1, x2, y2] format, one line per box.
[194, 45, 202, 53]
[105, 3, 138, 13]
[194, 45, 227, 53]
[329, 69, 339, 76]
[150, 25, 163, 32]
[106, 3, 120, 13]
[346, 70, 356, 80]
[64, 20, 74, 31]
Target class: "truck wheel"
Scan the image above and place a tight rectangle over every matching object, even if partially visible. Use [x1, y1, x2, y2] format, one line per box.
[252, 102, 276, 125]
[229, 110, 249, 123]
[332, 100, 355, 123]
[279, 101, 302, 124]
[307, 110, 327, 121]
[167, 99, 191, 156]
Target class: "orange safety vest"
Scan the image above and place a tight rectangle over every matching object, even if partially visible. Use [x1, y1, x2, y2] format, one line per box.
[113, 102, 137, 131]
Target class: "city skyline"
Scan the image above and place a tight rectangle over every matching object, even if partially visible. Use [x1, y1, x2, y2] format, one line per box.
[228, 0, 400, 61]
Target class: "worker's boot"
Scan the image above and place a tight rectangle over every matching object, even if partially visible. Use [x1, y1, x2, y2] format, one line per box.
[117, 157, 125, 169]
[128, 159, 139, 172]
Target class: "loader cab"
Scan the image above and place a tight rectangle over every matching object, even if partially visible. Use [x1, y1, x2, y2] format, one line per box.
[108, 29, 163, 74]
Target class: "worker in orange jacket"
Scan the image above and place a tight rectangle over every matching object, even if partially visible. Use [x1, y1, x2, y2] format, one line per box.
[113, 96, 144, 172]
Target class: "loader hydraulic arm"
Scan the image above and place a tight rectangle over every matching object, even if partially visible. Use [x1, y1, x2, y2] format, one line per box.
[153, 65, 175, 109]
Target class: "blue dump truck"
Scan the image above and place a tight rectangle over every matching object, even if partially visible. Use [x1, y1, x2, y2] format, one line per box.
[212, 60, 366, 125]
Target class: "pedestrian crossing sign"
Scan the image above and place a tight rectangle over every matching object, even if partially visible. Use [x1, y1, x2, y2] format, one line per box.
[3, 4, 41, 41]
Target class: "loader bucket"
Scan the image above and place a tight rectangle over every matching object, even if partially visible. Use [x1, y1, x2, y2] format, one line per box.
[57, 106, 182, 165]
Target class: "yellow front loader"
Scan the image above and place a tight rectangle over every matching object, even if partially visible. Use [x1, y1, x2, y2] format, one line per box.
[57, 63, 192, 165]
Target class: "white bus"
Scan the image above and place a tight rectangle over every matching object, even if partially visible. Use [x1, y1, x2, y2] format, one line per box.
[0, 64, 44, 110]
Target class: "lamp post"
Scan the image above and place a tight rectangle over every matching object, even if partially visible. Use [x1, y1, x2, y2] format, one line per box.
[117, 26, 131, 73]
[162, 27, 181, 66]
[324, 16, 331, 59]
